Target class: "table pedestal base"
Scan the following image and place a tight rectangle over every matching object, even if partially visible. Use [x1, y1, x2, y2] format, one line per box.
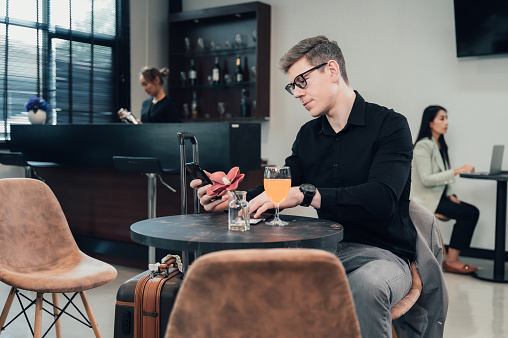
[473, 265, 508, 283]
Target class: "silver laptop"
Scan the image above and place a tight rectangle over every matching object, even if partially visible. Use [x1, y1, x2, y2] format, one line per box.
[478, 145, 504, 175]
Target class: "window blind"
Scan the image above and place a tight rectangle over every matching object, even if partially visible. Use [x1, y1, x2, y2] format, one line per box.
[0, 0, 129, 140]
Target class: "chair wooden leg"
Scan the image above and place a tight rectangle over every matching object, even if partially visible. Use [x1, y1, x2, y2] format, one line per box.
[34, 293, 43, 338]
[0, 287, 17, 330]
[392, 323, 398, 338]
[52, 293, 62, 338]
[79, 291, 102, 338]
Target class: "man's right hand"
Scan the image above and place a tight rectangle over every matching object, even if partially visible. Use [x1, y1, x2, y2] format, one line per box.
[189, 178, 230, 212]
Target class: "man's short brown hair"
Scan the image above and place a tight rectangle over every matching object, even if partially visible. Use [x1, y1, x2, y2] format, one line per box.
[279, 35, 349, 85]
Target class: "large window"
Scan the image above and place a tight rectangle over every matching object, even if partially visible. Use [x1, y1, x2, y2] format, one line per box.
[0, 0, 130, 141]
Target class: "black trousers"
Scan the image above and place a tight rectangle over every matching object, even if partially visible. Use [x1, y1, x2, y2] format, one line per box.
[435, 195, 479, 251]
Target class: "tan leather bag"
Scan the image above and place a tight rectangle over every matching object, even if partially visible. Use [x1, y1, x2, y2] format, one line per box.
[133, 256, 181, 338]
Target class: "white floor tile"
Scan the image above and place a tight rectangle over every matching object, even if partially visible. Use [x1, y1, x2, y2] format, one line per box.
[443, 257, 508, 338]
[0, 258, 506, 337]
[0, 265, 143, 338]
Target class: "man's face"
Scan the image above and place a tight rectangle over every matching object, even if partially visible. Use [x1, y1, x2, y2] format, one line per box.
[287, 58, 334, 118]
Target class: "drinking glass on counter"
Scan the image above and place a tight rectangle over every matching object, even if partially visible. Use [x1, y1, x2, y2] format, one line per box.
[184, 37, 190, 52]
[264, 166, 291, 226]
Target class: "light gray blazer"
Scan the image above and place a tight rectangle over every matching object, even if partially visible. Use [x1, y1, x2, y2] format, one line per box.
[411, 138, 455, 213]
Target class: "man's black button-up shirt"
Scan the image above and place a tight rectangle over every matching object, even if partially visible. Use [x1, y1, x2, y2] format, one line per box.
[252, 92, 417, 260]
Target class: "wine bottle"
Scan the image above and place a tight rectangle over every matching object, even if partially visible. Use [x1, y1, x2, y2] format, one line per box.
[212, 57, 221, 85]
[235, 55, 243, 83]
[118, 108, 139, 124]
[191, 91, 198, 119]
[241, 88, 249, 117]
[189, 59, 197, 86]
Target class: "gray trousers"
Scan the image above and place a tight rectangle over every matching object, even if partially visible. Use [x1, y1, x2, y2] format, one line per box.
[336, 242, 412, 338]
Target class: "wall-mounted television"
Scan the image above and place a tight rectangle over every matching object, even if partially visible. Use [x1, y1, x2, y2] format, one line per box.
[454, 0, 508, 57]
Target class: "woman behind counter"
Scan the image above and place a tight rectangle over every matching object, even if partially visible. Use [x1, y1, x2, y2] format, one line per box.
[411, 105, 479, 274]
[118, 67, 179, 123]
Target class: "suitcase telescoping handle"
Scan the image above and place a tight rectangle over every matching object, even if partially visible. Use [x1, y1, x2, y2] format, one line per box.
[177, 132, 199, 215]
[177, 132, 201, 272]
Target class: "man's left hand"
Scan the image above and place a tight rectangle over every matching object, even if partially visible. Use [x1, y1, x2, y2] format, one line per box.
[249, 187, 304, 218]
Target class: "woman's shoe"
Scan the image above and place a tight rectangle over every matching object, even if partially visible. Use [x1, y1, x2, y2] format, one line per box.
[442, 260, 478, 274]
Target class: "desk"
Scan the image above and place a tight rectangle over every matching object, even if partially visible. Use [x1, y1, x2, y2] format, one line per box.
[460, 173, 508, 283]
[131, 213, 344, 271]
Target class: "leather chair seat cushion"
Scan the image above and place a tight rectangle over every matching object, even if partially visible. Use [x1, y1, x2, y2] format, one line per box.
[391, 287, 421, 320]
[391, 262, 422, 320]
[0, 250, 117, 293]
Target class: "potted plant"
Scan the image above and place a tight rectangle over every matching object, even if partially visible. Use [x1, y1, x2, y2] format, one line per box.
[25, 97, 50, 124]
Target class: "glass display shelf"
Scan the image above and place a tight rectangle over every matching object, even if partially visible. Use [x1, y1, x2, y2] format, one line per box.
[171, 46, 256, 58]
[170, 80, 256, 90]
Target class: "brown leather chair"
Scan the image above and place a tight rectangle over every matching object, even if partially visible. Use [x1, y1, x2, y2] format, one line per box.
[0, 178, 117, 337]
[391, 261, 423, 338]
[165, 248, 361, 338]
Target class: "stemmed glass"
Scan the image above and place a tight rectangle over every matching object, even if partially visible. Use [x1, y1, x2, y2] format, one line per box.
[264, 166, 291, 226]
[234, 33, 243, 47]
[184, 37, 191, 52]
[197, 37, 205, 50]
[218, 102, 226, 119]
[183, 103, 190, 119]
[179, 72, 187, 86]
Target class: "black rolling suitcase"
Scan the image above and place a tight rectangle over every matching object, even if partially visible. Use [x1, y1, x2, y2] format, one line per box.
[114, 255, 184, 337]
[114, 132, 200, 337]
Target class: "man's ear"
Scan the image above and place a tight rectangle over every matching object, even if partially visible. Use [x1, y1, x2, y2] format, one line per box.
[327, 60, 341, 83]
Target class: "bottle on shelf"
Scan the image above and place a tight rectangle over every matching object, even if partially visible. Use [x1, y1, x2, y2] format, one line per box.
[191, 91, 199, 119]
[241, 88, 250, 117]
[189, 59, 197, 86]
[212, 56, 221, 85]
[235, 55, 243, 83]
[242, 56, 250, 82]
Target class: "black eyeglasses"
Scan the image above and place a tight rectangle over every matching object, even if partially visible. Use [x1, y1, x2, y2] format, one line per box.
[285, 62, 328, 95]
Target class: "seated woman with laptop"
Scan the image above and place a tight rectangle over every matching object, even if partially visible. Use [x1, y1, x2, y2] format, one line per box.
[411, 105, 479, 274]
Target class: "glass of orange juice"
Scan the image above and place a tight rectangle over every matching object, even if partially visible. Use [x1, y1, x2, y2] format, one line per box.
[264, 166, 291, 226]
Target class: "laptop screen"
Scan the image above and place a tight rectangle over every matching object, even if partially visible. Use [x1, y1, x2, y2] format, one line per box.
[489, 145, 504, 175]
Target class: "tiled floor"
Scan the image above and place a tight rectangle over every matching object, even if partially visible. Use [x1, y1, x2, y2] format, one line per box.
[443, 257, 508, 338]
[0, 265, 142, 338]
[0, 257, 506, 337]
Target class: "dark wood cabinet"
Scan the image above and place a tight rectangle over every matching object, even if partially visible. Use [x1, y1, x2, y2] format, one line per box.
[168, 2, 271, 121]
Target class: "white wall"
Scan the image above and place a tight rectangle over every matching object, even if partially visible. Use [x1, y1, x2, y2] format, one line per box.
[180, 0, 508, 252]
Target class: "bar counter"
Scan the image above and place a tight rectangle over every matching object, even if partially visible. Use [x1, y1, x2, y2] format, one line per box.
[10, 122, 261, 171]
[9, 123, 263, 268]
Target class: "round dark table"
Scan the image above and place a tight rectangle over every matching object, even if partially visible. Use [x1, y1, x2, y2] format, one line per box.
[131, 213, 344, 271]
